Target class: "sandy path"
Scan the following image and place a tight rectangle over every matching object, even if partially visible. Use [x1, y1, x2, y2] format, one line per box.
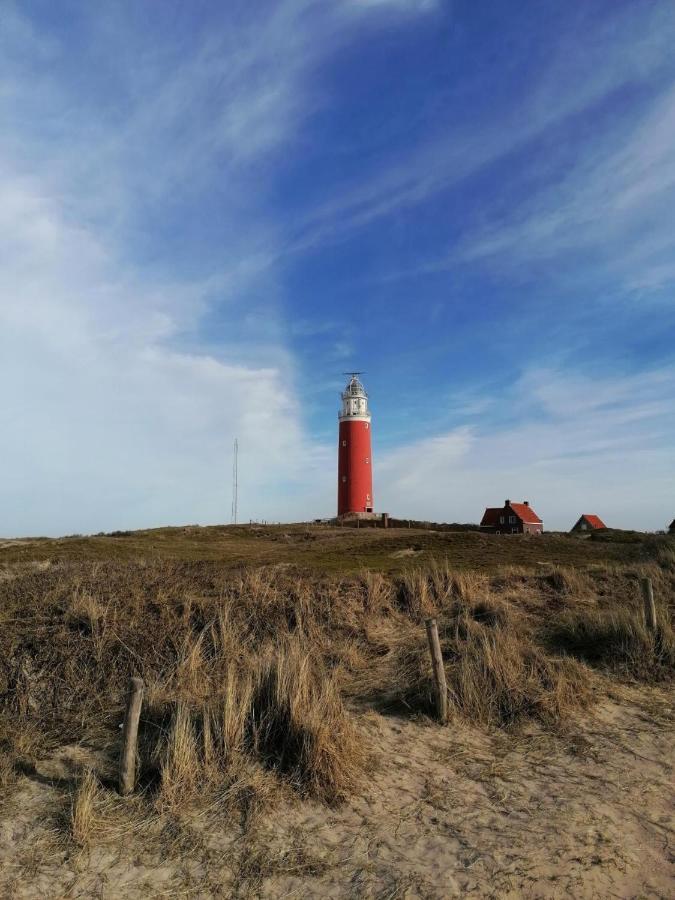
[1, 686, 673, 898]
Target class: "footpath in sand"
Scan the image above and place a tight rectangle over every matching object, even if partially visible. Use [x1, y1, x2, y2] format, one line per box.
[1, 686, 673, 898]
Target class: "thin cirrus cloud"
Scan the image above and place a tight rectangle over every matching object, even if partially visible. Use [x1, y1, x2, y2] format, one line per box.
[297, 6, 675, 322]
[447, 84, 675, 291]
[1, 1, 674, 536]
[284, 1, 675, 258]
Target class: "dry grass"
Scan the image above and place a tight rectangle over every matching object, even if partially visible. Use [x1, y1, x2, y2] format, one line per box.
[147, 641, 364, 810]
[0, 545, 673, 831]
[68, 766, 138, 847]
[1, 521, 667, 573]
[548, 605, 675, 680]
[541, 565, 595, 597]
[70, 768, 101, 847]
[249, 643, 366, 802]
[652, 543, 675, 570]
[0, 718, 49, 796]
[375, 596, 593, 727]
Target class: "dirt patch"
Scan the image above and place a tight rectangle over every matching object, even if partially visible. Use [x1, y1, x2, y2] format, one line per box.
[1, 688, 672, 898]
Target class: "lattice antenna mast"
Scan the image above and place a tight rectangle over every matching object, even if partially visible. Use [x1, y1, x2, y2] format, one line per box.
[231, 438, 239, 524]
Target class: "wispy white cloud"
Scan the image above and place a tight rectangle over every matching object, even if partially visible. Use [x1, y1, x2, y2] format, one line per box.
[2, 0, 439, 234]
[376, 366, 675, 530]
[346, 0, 439, 11]
[286, 2, 675, 254]
[448, 83, 675, 291]
[0, 168, 328, 534]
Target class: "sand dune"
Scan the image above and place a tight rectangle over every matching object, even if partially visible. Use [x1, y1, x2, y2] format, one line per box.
[2, 685, 672, 898]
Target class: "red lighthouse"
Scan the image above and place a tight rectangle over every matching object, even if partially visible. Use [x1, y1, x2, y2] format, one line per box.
[337, 374, 374, 517]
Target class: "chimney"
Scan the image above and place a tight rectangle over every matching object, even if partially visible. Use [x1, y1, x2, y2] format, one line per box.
[524, 500, 529, 507]
[505, 499, 510, 506]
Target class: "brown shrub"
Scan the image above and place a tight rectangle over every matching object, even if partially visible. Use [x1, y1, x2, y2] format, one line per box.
[145, 643, 364, 809]
[542, 566, 593, 597]
[381, 606, 592, 728]
[397, 568, 433, 620]
[654, 544, 675, 571]
[548, 605, 675, 680]
[249, 642, 366, 803]
[445, 627, 591, 726]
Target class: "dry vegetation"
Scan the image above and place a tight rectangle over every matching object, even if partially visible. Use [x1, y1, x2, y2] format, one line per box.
[0, 520, 664, 571]
[1, 526, 674, 896]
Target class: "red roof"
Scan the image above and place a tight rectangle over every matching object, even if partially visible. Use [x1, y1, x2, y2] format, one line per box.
[509, 502, 542, 525]
[580, 514, 606, 529]
[480, 501, 542, 527]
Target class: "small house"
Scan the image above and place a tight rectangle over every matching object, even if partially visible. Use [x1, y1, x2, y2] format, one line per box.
[571, 514, 606, 533]
[480, 500, 543, 535]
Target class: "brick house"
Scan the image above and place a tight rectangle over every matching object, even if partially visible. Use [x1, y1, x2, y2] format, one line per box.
[571, 514, 606, 533]
[480, 500, 543, 535]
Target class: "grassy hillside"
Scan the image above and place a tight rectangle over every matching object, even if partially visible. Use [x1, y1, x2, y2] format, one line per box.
[1, 521, 669, 572]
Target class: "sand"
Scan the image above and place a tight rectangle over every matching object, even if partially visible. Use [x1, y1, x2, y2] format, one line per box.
[1, 685, 673, 898]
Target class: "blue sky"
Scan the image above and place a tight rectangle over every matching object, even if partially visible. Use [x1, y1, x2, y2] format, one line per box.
[1, 0, 674, 535]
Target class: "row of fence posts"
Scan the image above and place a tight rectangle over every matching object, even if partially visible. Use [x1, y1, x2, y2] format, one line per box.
[116, 576, 661, 794]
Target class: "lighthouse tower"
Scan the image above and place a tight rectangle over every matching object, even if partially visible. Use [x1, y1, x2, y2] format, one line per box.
[337, 374, 374, 517]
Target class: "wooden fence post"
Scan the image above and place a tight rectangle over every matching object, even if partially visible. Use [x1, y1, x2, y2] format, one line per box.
[640, 577, 657, 632]
[119, 676, 144, 796]
[425, 618, 448, 724]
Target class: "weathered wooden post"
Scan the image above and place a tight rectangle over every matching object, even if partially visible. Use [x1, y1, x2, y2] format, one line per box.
[425, 618, 448, 724]
[640, 577, 657, 632]
[119, 676, 144, 796]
